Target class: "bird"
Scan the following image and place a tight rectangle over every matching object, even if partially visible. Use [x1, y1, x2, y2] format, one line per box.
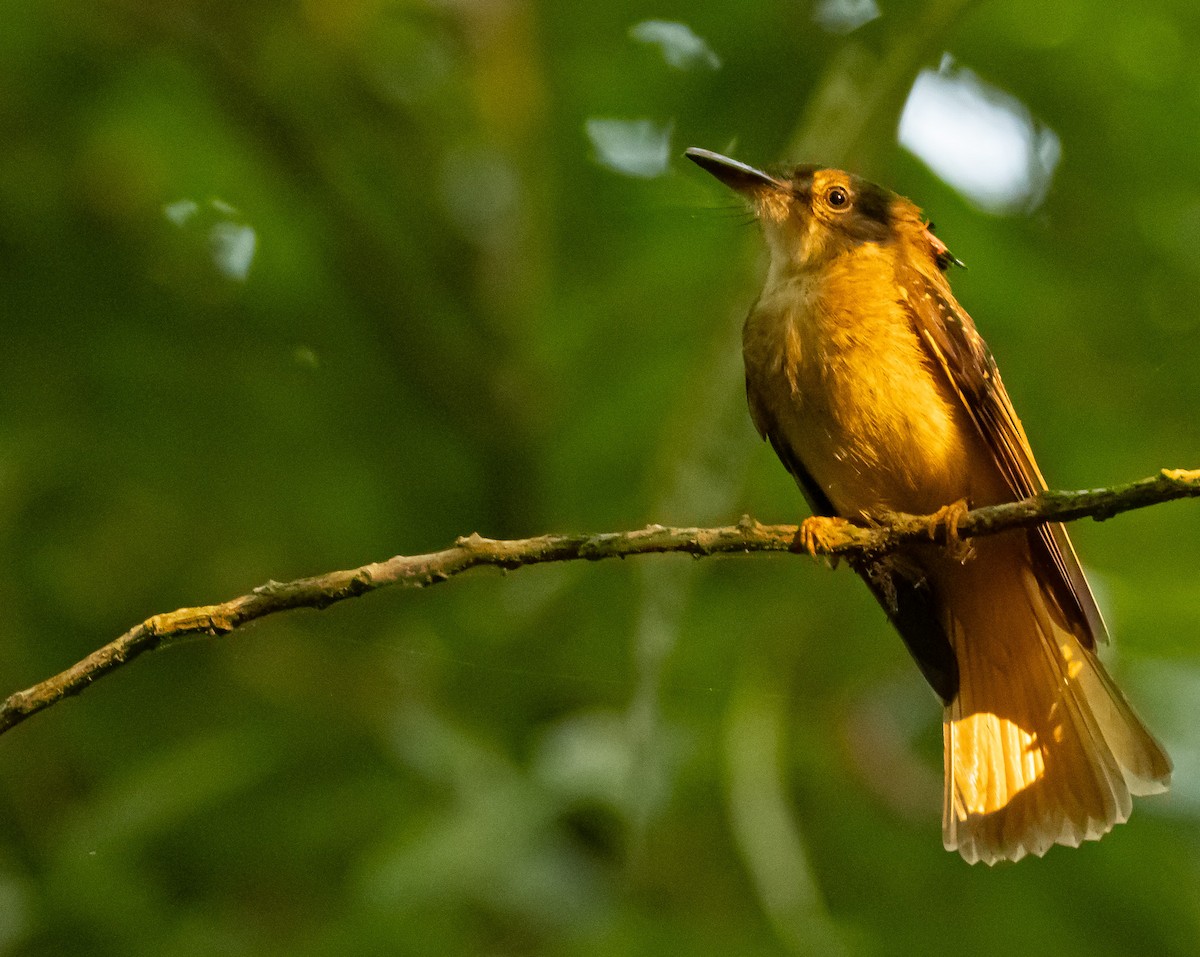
[685, 146, 1171, 864]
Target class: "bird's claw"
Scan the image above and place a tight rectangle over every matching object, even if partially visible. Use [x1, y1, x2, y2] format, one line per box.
[790, 515, 849, 562]
[927, 498, 973, 562]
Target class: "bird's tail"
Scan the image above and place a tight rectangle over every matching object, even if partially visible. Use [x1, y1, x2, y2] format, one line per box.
[938, 542, 1171, 865]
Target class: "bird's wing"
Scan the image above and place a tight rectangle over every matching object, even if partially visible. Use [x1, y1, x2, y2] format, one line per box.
[746, 376, 836, 518]
[899, 262, 1108, 647]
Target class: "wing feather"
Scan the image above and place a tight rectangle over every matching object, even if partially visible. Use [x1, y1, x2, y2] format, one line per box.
[900, 261, 1107, 647]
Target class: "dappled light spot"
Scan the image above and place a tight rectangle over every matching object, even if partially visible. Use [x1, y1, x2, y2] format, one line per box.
[162, 197, 257, 282]
[628, 20, 721, 71]
[209, 221, 256, 282]
[898, 58, 1059, 215]
[949, 712, 1046, 817]
[812, 0, 880, 35]
[1059, 640, 1084, 680]
[162, 198, 198, 226]
[586, 118, 673, 178]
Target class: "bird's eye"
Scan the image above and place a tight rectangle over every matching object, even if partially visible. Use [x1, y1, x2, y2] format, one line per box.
[825, 185, 850, 210]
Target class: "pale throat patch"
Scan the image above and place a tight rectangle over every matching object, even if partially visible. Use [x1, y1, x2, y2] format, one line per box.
[755, 186, 791, 224]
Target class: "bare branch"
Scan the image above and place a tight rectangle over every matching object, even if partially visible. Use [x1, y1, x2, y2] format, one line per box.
[2, 468, 1197, 738]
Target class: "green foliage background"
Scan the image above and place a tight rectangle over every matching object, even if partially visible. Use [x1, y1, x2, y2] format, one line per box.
[2, 0, 1199, 953]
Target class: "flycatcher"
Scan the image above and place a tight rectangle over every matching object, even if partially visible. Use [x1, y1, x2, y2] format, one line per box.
[686, 147, 1171, 865]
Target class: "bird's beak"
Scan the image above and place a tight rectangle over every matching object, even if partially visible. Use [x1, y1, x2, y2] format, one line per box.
[685, 148, 782, 194]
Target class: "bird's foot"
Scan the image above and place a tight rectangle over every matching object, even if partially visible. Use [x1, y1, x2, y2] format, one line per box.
[926, 498, 973, 562]
[790, 515, 849, 561]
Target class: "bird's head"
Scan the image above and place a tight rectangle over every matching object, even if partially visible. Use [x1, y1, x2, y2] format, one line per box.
[685, 148, 959, 274]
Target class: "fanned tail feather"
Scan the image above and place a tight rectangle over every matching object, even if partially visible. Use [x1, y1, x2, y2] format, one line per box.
[938, 540, 1170, 865]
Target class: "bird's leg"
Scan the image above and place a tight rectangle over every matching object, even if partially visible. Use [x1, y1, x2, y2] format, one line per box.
[926, 497, 973, 562]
